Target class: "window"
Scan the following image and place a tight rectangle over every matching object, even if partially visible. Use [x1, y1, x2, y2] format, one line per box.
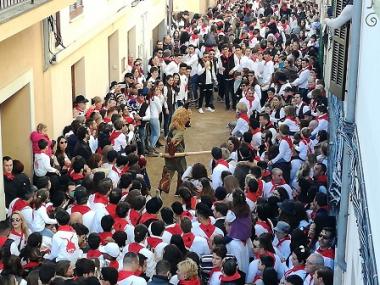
[70, 0, 83, 19]
[330, 0, 349, 100]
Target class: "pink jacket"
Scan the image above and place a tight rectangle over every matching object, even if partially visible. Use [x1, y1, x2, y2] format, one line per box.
[30, 131, 52, 156]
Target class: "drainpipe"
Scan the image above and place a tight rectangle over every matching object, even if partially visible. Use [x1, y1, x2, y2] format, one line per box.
[333, 0, 362, 283]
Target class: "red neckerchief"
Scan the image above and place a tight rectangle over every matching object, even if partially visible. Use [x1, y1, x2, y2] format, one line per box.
[129, 209, 141, 226]
[121, 164, 130, 174]
[109, 130, 122, 145]
[75, 106, 84, 113]
[277, 235, 291, 247]
[246, 190, 260, 203]
[181, 210, 193, 220]
[216, 159, 229, 168]
[99, 232, 113, 245]
[71, 204, 91, 215]
[87, 249, 102, 258]
[317, 113, 329, 121]
[23, 261, 40, 270]
[190, 196, 197, 209]
[109, 260, 119, 270]
[12, 198, 29, 212]
[270, 178, 286, 193]
[128, 242, 144, 254]
[0, 236, 7, 247]
[118, 271, 136, 281]
[256, 220, 272, 233]
[285, 264, 305, 277]
[191, 34, 199, 40]
[69, 169, 84, 181]
[251, 128, 261, 135]
[182, 232, 196, 249]
[106, 204, 117, 219]
[201, 24, 208, 33]
[111, 165, 122, 177]
[246, 97, 254, 108]
[58, 225, 75, 232]
[147, 236, 163, 249]
[317, 247, 335, 259]
[94, 193, 109, 205]
[165, 223, 183, 235]
[239, 113, 249, 123]
[220, 272, 241, 282]
[282, 135, 294, 149]
[179, 278, 201, 285]
[139, 213, 158, 225]
[4, 172, 15, 181]
[104, 117, 112, 123]
[10, 229, 24, 238]
[316, 175, 328, 186]
[199, 220, 216, 239]
[209, 267, 221, 277]
[113, 217, 128, 231]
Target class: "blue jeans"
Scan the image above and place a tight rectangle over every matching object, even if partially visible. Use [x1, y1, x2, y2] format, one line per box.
[164, 113, 172, 137]
[190, 74, 199, 100]
[149, 118, 160, 147]
[138, 126, 146, 154]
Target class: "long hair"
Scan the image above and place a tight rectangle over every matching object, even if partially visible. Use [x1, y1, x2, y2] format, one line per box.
[11, 211, 29, 239]
[231, 189, 250, 218]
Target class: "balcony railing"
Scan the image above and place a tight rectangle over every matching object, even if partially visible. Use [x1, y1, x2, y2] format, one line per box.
[0, 0, 33, 10]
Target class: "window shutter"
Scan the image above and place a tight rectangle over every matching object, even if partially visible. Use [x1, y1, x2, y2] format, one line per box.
[330, 0, 349, 100]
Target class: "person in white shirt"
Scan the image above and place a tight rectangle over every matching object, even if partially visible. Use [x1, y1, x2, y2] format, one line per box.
[34, 139, 60, 177]
[231, 102, 250, 137]
[47, 210, 82, 262]
[280, 105, 300, 135]
[272, 221, 291, 263]
[263, 168, 293, 200]
[239, 87, 261, 116]
[291, 58, 310, 100]
[31, 189, 57, 237]
[110, 120, 128, 153]
[118, 252, 147, 285]
[182, 45, 199, 100]
[197, 52, 217, 113]
[149, 86, 164, 151]
[211, 147, 230, 190]
[293, 93, 310, 119]
[164, 54, 181, 76]
[311, 105, 329, 137]
[260, 51, 275, 92]
[177, 63, 189, 106]
[180, 217, 210, 258]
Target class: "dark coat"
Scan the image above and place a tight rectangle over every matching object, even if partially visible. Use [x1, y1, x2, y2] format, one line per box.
[148, 275, 171, 285]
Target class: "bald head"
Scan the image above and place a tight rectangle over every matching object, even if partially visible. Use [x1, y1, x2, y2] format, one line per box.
[305, 253, 324, 274]
[272, 168, 283, 184]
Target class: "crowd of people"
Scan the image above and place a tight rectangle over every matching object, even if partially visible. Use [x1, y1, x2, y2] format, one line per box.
[0, 0, 335, 285]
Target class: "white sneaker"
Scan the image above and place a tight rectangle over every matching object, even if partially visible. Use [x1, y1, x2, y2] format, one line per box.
[207, 107, 215, 112]
[198, 108, 204, 114]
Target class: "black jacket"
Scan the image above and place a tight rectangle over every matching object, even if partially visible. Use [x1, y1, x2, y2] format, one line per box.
[148, 275, 171, 285]
[73, 140, 92, 162]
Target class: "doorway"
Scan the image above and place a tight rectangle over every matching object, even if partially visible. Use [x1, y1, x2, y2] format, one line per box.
[108, 30, 120, 84]
[71, 57, 86, 103]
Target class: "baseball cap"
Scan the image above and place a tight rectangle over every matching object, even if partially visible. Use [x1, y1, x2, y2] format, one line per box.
[99, 242, 120, 258]
[273, 221, 291, 234]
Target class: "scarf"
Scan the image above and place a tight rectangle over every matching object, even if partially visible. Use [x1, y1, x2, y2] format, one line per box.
[94, 193, 109, 205]
[128, 242, 144, 254]
[256, 220, 272, 233]
[106, 203, 117, 219]
[69, 169, 84, 181]
[282, 135, 294, 149]
[129, 209, 141, 226]
[58, 225, 75, 232]
[118, 271, 137, 282]
[251, 128, 261, 135]
[99, 232, 113, 245]
[220, 272, 241, 282]
[316, 247, 335, 259]
[139, 213, 158, 225]
[182, 232, 196, 249]
[147, 236, 162, 249]
[277, 235, 291, 247]
[179, 278, 201, 285]
[245, 190, 260, 203]
[191, 34, 199, 40]
[209, 267, 221, 277]
[12, 199, 29, 213]
[109, 130, 122, 145]
[199, 221, 216, 239]
[71, 204, 91, 215]
[285, 264, 305, 277]
[239, 113, 249, 123]
[285, 115, 298, 124]
[270, 178, 286, 193]
[165, 223, 183, 236]
[113, 217, 128, 232]
[4, 172, 15, 181]
[317, 113, 329, 121]
[216, 159, 229, 168]
[87, 249, 102, 258]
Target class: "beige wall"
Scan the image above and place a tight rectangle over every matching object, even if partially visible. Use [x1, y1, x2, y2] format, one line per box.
[47, 0, 167, 138]
[173, 0, 217, 14]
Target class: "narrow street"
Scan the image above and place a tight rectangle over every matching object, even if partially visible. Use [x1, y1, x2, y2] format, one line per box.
[146, 101, 232, 205]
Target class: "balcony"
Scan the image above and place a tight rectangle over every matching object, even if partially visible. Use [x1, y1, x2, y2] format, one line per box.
[0, 0, 75, 42]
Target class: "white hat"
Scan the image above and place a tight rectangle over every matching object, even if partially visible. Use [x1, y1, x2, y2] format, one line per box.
[99, 242, 120, 258]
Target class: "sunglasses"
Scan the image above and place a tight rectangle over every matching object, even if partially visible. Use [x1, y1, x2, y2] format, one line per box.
[11, 218, 21, 222]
